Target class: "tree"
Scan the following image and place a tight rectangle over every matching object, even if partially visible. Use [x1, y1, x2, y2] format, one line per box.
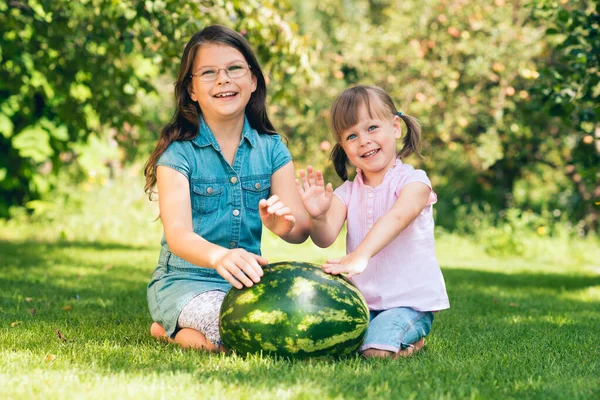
[529, 0, 599, 233]
[0, 0, 313, 217]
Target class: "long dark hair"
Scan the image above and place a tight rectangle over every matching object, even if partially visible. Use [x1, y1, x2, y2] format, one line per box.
[329, 85, 422, 181]
[144, 25, 276, 199]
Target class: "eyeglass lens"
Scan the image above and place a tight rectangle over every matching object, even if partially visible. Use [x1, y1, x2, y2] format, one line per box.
[195, 64, 248, 81]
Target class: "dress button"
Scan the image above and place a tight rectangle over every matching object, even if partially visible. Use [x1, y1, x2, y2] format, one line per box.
[254, 182, 261, 189]
[206, 187, 213, 194]
[367, 209, 373, 214]
[368, 193, 373, 198]
[230, 176, 238, 184]
[232, 209, 240, 216]
[229, 241, 236, 248]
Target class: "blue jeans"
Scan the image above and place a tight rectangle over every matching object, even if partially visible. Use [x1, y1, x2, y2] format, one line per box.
[361, 307, 434, 353]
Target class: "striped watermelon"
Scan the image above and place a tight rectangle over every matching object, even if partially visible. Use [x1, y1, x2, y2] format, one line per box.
[219, 261, 369, 358]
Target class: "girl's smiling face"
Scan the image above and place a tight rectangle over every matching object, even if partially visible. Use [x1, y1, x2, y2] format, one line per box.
[339, 102, 401, 187]
[188, 43, 257, 123]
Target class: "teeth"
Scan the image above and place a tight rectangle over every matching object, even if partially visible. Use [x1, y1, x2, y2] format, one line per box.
[215, 92, 236, 98]
[363, 149, 378, 157]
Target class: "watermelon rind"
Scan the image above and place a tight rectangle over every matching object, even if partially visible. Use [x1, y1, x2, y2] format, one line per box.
[219, 261, 369, 358]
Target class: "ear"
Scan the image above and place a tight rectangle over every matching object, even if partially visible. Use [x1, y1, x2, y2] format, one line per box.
[251, 74, 257, 93]
[393, 115, 402, 139]
[188, 82, 198, 102]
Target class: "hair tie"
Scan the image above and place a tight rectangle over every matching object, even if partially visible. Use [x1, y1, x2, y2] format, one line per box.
[397, 111, 403, 117]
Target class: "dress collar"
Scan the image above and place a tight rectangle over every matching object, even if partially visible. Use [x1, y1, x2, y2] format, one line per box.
[355, 158, 402, 186]
[192, 115, 258, 150]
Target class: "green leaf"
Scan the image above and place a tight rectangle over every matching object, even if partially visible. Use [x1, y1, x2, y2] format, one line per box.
[69, 83, 92, 102]
[12, 126, 54, 163]
[0, 113, 14, 138]
[39, 119, 69, 141]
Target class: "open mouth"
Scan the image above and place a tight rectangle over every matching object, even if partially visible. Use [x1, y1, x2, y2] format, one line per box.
[214, 91, 238, 99]
[361, 149, 380, 158]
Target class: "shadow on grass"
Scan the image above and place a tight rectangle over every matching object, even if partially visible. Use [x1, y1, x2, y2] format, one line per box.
[443, 266, 600, 291]
[0, 238, 154, 253]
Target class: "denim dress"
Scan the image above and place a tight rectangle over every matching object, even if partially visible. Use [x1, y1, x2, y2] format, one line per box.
[147, 115, 292, 338]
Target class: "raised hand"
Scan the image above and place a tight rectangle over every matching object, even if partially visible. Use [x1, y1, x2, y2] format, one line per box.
[295, 166, 333, 219]
[259, 195, 296, 238]
[322, 252, 370, 278]
[214, 248, 268, 289]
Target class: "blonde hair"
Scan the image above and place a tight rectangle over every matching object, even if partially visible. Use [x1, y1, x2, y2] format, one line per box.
[329, 85, 422, 180]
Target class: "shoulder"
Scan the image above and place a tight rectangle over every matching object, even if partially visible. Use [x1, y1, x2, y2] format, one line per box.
[158, 139, 194, 164]
[333, 179, 358, 204]
[255, 132, 288, 147]
[155, 139, 197, 178]
[392, 162, 431, 187]
[252, 132, 292, 173]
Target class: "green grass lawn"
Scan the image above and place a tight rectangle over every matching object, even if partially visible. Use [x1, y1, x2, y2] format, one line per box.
[1, 229, 599, 399]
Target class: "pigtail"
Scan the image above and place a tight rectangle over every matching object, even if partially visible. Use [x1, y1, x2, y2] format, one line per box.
[397, 114, 423, 160]
[330, 143, 350, 181]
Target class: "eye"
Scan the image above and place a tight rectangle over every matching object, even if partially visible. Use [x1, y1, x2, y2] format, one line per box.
[201, 69, 217, 76]
[228, 64, 243, 71]
[345, 133, 357, 141]
[368, 125, 378, 132]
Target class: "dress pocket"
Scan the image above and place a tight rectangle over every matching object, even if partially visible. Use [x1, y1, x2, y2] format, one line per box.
[242, 178, 271, 211]
[191, 183, 224, 214]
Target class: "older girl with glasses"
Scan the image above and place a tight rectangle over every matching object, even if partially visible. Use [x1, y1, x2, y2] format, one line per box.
[144, 25, 309, 351]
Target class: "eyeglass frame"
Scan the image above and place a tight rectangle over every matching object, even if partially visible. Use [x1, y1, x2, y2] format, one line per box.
[190, 62, 252, 82]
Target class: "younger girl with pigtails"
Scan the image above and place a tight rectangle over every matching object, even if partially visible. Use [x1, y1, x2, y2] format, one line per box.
[296, 85, 449, 358]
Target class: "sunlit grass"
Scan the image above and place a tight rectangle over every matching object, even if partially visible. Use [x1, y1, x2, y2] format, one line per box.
[1, 229, 599, 399]
[1, 172, 599, 398]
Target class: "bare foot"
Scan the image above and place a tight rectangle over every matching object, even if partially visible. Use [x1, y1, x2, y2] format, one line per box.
[394, 338, 425, 358]
[150, 322, 166, 337]
[150, 322, 174, 343]
[362, 348, 394, 358]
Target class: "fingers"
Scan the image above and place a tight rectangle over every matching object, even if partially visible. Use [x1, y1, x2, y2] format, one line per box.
[299, 169, 310, 192]
[307, 165, 317, 186]
[261, 195, 294, 216]
[325, 182, 334, 198]
[217, 250, 269, 289]
[295, 178, 304, 196]
[253, 254, 269, 266]
[322, 261, 344, 275]
[218, 268, 243, 290]
[315, 169, 325, 188]
[261, 195, 280, 208]
[240, 252, 263, 282]
[298, 167, 328, 191]
[231, 265, 255, 288]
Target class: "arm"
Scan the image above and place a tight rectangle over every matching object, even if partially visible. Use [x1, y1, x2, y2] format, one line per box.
[295, 166, 347, 248]
[323, 182, 431, 277]
[258, 162, 310, 244]
[157, 166, 267, 289]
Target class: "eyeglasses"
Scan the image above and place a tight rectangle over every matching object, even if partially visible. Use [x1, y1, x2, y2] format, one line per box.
[191, 63, 251, 82]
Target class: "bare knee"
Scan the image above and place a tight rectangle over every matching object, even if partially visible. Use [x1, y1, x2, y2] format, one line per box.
[362, 349, 394, 358]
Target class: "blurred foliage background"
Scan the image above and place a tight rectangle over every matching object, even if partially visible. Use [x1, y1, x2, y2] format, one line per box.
[0, 0, 598, 251]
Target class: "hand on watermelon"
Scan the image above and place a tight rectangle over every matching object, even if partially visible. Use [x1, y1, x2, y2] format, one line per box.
[214, 248, 268, 289]
[295, 166, 333, 219]
[259, 194, 296, 237]
[322, 252, 370, 278]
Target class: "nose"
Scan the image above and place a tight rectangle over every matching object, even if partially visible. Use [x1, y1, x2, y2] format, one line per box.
[215, 69, 231, 85]
[359, 133, 371, 146]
